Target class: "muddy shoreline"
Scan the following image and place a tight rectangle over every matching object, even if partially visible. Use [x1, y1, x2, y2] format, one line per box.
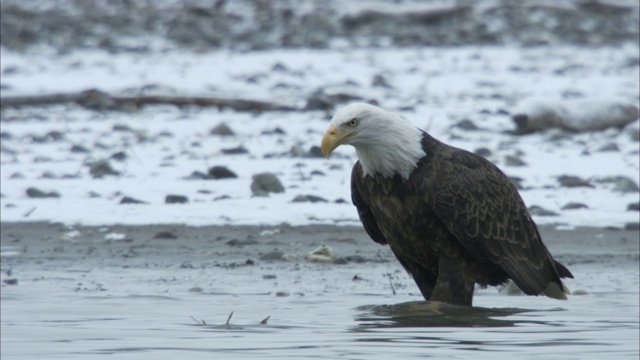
[2, 222, 638, 291]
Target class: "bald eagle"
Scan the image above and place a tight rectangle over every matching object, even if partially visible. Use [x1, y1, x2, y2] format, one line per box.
[321, 103, 573, 306]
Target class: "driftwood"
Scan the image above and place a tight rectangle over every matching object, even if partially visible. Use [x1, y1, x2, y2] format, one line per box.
[0, 89, 297, 112]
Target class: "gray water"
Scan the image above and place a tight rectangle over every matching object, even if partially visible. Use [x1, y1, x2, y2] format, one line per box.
[2, 258, 638, 360]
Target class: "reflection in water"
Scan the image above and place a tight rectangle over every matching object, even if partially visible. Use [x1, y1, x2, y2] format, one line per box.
[354, 301, 562, 329]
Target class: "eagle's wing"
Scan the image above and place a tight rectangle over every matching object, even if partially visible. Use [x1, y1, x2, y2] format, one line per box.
[428, 148, 572, 297]
[351, 162, 387, 245]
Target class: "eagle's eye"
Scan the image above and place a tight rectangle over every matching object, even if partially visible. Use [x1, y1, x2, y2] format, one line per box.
[347, 118, 358, 127]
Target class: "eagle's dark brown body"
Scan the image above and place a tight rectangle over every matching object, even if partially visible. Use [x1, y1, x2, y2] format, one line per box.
[351, 132, 573, 306]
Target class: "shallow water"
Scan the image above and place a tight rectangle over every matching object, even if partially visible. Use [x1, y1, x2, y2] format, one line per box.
[2, 273, 638, 359]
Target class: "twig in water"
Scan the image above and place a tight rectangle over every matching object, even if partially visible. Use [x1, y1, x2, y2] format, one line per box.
[189, 316, 207, 326]
[23, 207, 36, 218]
[226, 311, 234, 326]
[260, 316, 271, 325]
[386, 273, 397, 295]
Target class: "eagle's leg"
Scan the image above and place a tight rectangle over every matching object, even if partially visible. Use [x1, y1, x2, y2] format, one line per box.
[429, 256, 475, 306]
[391, 248, 438, 300]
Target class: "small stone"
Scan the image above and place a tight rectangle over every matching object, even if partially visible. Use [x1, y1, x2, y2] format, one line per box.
[474, 148, 492, 157]
[210, 123, 235, 136]
[557, 175, 593, 188]
[3, 279, 18, 285]
[505, 155, 527, 167]
[89, 159, 120, 178]
[528, 205, 559, 217]
[372, 74, 392, 88]
[572, 289, 589, 295]
[165, 195, 189, 204]
[597, 143, 619, 152]
[275, 291, 290, 297]
[260, 250, 286, 261]
[306, 245, 336, 263]
[119, 196, 147, 204]
[110, 151, 128, 161]
[70, 144, 90, 153]
[208, 166, 237, 179]
[154, 231, 178, 239]
[305, 146, 324, 158]
[221, 146, 249, 155]
[508, 177, 524, 190]
[610, 177, 639, 193]
[251, 173, 285, 196]
[305, 89, 335, 111]
[624, 222, 640, 231]
[455, 119, 479, 131]
[561, 202, 589, 210]
[40, 171, 57, 179]
[627, 202, 640, 211]
[292, 194, 328, 203]
[187, 171, 209, 180]
[9, 172, 25, 179]
[26, 187, 60, 198]
[226, 238, 259, 246]
[263, 274, 278, 280]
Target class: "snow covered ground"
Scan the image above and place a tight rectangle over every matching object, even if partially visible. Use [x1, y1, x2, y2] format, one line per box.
[1, 45, 638, 228]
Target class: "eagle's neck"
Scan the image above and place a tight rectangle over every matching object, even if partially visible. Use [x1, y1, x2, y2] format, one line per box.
[355, 128, 426, 180]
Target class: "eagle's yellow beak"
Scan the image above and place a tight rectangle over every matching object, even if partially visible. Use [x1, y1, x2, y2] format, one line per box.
[321, 125, 344, 159]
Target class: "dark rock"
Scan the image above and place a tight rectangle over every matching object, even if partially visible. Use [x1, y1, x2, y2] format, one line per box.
[305, 89, 334, 111]
[627, 202, 640, 211]
[505, 155, 527, 167]
[110, 151, 128, 161]
[310, 170, 325, 176]
[599, 176, 639, 193]
[165, 194, 189, 204]
[528, 205, 559, 217]
[3, 279, 18, 285]
[557, 175, 594, 188]
[346, 255, 367, 263]
[221, 146, 249, 155]
[334, 198, 348, 204]
[508, 177, 524, 190]
[31, 130, 65, 143]
[208, 166, 237, 179]
[119, 196, 147, 204]
[9, 172, 25, 179]
[113, 124, 133, 132]
[261, 127, 287, 135]
[561, 202, 589, 210]
[455, 119, 479, 131]
[226, 238, 259, 246]
[260, 250, 286, 261]
[262, 274, 278, 279]
[372, 74, 392, 88]
[154, 231, 178, 239]
[292, 194, 328, 203]
[597, 143, 619, 152]
[70, 144, 90, 153]
[214, 195, 231, 201]
[40, 171, 57, 179]
[210, 123, 235, 136]
[625, 222, 640, 231]
[187, 171, 210, 180]
[251, 173, 285, 196]
[26, 187, 60, 198]
[89, 159, 120, 178]
[474, 147, 492, 157]
[306, 146, 324, 158]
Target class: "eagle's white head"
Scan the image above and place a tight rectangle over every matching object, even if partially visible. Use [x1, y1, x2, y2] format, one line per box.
[321, 103, 426, 180]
